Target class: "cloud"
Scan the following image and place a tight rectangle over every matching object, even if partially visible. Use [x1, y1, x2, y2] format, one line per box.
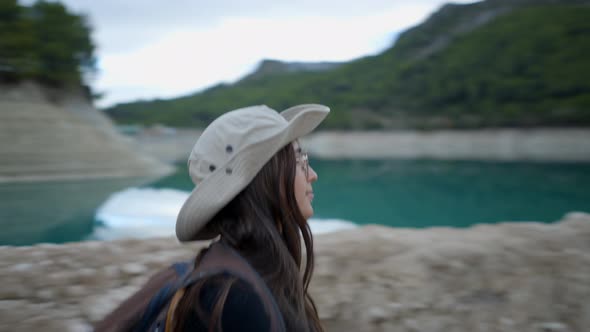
[64, 0, 449, 53]
[95, 8, 418, 103]
[25, 0, 477, 106]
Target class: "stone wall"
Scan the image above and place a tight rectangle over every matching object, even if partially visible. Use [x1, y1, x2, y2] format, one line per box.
[1, 212, 589, 332]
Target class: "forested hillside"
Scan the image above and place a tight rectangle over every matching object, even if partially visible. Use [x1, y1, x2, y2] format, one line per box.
[105, 0, 590, 129]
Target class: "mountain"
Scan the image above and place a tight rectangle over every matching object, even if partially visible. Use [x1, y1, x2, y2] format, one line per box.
[241, 59, 343, 81]
[104, 0, 590, 130]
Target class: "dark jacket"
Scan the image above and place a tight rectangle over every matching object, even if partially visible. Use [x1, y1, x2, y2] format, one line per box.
[94, 242, 286, 332]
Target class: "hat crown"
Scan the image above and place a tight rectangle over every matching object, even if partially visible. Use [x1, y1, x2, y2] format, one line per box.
[188, 105, 287, 185]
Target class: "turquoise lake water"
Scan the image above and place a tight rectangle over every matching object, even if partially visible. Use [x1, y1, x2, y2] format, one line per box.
[1, 159, 589, 246]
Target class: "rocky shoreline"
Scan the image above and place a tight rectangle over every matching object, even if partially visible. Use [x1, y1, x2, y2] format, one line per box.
[1, 212, 589, 332]
[305, 129, 590, 162]
[130, 127, 590, 164]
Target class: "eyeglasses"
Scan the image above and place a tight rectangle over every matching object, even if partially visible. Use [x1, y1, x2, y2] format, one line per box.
[296, 152, 309, 178]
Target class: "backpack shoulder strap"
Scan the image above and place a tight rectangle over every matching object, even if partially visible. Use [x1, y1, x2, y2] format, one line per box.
[164, 287, 186, 331]
[171, 261, 191, 275]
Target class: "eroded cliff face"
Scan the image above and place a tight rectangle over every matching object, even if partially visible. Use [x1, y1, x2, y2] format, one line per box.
[1, 212, 589, 332]
[0, 82, 172, 182]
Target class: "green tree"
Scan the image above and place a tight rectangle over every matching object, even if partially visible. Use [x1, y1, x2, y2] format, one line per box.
[0, 0, 96, 86]
[29, 1, 96, 85]
[0, 0, 36, 81]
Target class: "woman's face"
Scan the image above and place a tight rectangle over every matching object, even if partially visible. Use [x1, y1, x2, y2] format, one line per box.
[293, 141, 318, 219]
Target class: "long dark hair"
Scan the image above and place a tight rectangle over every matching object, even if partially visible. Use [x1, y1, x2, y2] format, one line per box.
[173, 142, 323, 332]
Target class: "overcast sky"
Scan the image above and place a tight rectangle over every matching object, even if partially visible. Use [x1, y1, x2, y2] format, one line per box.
[31, 0, 476, 107]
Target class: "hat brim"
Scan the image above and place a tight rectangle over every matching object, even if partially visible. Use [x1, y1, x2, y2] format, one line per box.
[176, 104, 329, 242]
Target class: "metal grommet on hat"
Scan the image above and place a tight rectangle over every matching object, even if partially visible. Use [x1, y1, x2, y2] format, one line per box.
[176, 104, 330, 242]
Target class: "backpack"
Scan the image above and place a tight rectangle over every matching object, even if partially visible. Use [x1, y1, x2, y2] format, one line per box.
[94, 242, 286, 332]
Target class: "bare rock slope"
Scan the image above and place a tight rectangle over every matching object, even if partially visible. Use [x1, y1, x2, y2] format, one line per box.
[0, 82, 171, 182]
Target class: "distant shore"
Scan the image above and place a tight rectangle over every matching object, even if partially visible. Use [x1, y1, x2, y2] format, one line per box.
[132, 127, 590, 163]
[2, 126, 588, 184]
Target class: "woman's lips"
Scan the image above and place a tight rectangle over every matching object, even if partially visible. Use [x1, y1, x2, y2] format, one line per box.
[307, 192, 314, 202]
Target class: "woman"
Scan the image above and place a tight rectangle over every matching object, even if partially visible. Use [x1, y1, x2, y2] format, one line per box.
[97, 104, 329, 332]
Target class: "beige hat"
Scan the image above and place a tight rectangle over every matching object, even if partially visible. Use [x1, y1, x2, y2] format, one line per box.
[176, 104, 330, 241]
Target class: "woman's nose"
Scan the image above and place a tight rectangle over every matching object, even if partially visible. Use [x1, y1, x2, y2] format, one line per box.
[308, 165, 318, 183]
